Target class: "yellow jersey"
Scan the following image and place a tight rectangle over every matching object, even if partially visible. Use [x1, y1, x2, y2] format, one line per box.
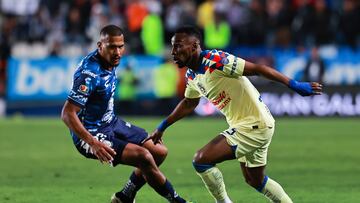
[185, 49, 275, 129]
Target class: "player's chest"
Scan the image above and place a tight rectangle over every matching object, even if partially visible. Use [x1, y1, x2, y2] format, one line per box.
[96, 74, 116, 96]
[192, 74, 232, 108]
[192, 73, 219, 98]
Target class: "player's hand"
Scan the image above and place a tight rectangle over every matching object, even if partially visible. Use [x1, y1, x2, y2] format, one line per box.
[149, 129, 164, 145]
[310, 82, 323, 95]
[289, 79, 323, 96]
[89, 139, 116, 164]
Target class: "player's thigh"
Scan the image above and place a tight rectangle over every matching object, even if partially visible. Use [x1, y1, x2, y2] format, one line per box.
[223, 126, 274, 167]
[74, 130, 128, 166]
[142, 139, 168, 164]
[121, 142, 156, 168]
[242, 144, 270, 167]
[193, 134, 235, 164]
[112, 117, 149, 145]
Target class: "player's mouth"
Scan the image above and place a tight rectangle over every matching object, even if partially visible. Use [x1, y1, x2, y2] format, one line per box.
[173, 57, 181, 64]
[112, 57, 120, 64]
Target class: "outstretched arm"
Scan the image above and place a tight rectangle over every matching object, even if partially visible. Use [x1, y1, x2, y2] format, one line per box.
[243, 61, 322, 96]
[61, 100, 116, 163]
[150, 97, 200, 144]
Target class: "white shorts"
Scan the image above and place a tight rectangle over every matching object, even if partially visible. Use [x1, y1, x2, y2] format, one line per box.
[221, 125, 275, 167]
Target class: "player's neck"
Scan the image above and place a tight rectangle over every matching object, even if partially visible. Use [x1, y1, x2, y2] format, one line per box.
[187, 50, 202, 71]
[98, 53, 115, 71]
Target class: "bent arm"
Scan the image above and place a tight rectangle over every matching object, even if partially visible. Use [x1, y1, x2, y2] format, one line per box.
[243, 61, 322, 96]
[168, 97, 200, 124]
[149, 97, 200, 144]
[61, 100, 116, 162]
[158, 97, 200, 132]
[243, 61, 290, 86]
[61, 100, 96, 145]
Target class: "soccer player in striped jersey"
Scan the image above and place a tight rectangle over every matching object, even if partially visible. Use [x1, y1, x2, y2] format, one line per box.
[150, 26, 322, 203]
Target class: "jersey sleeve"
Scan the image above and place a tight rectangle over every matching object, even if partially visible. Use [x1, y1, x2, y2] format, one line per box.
[68, 70, 97, 107]
[184, 79, 201, 99]
[221, 52, 246, 77]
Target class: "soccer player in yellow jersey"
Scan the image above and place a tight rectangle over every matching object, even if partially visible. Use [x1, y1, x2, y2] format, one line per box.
[150, 26, 322, 203]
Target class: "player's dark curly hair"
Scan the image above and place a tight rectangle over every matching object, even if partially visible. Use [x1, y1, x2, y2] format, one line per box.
[100, 25, 124, 37]
[175, 25, 202, 42]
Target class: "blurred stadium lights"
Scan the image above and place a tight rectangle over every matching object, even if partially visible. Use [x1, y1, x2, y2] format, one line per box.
[0, 98, 5, 117]
[1, 0, 40, 15]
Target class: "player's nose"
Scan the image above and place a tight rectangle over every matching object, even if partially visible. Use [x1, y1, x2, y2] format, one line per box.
[171, 47, 176, 56]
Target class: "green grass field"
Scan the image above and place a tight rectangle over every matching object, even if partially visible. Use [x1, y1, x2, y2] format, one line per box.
[1, 117, 359, 203]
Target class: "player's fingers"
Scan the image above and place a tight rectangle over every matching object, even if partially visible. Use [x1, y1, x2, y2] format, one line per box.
[104, 145, 116, 156]
[94, 152, 105, 164]
[141, 135, 153, 144]
[311, 82, 322, 88]
[311, 83, 322, 94]
[312, 85, 322, 90]
[153, 136, 161, 144]
[96, 148, 113, 163]
[97, 141, 116, 157]
[102, 149, 114, 162]
[312, 87, 322, 93]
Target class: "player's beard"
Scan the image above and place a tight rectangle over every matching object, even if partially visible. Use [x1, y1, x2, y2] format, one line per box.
[111, 57, 120, 66]
[176, 60, 185, 68]
[176, 55, 191, 68]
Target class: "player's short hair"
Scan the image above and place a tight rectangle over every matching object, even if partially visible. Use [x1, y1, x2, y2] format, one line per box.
[175, 25, 202, 42]
[100, 25, 124, 37]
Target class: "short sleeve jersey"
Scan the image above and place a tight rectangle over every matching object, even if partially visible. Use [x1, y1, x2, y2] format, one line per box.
[185, 49, 275, 129]
[67, 50, 117, 130]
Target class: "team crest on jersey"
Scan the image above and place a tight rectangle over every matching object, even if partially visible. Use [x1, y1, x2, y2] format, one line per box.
[221, 57, 229, 65]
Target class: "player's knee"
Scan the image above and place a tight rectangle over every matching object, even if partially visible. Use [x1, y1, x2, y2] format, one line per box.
[135, 148, 156, 168]
[153, 144, 168, 161]
[193, 150, 205, 163]
[192, 160, 215, 173]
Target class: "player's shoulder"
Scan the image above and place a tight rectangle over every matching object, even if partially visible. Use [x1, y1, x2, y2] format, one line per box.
[77, 50, 101, 78]
[201, 49, 232, 62]
[198, 49, 233, 74]
[185, 69, 196, 81]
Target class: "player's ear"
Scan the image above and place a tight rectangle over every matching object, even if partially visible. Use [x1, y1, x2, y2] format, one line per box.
[97, 41, 102, 50]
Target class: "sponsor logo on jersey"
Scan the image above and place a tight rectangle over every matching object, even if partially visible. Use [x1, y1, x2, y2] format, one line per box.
[230, 57, 237, 75]
[211, 90, 232, 110]
[81, 70, 97, 78]
[197, 82, 207, 95]
[79, 84, 89, 94]
[69, 90, 88, 104]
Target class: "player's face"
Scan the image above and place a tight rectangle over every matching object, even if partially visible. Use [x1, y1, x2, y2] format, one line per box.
[98, 34, 125, 67]
[171, 33, 196, 68]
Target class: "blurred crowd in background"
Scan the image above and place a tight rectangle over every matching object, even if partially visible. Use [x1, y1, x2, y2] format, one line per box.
[0, 0, 360, 116]
[1, 0, 359, 57]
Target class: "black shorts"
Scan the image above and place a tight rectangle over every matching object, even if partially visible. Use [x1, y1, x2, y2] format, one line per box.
[71, 117, 148, 166]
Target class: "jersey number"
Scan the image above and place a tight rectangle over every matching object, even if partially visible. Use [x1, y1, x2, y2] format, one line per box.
[225, 128, 236, 135]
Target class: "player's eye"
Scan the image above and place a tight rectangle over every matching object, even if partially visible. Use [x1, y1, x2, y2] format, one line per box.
[174, 44, 182, 49]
